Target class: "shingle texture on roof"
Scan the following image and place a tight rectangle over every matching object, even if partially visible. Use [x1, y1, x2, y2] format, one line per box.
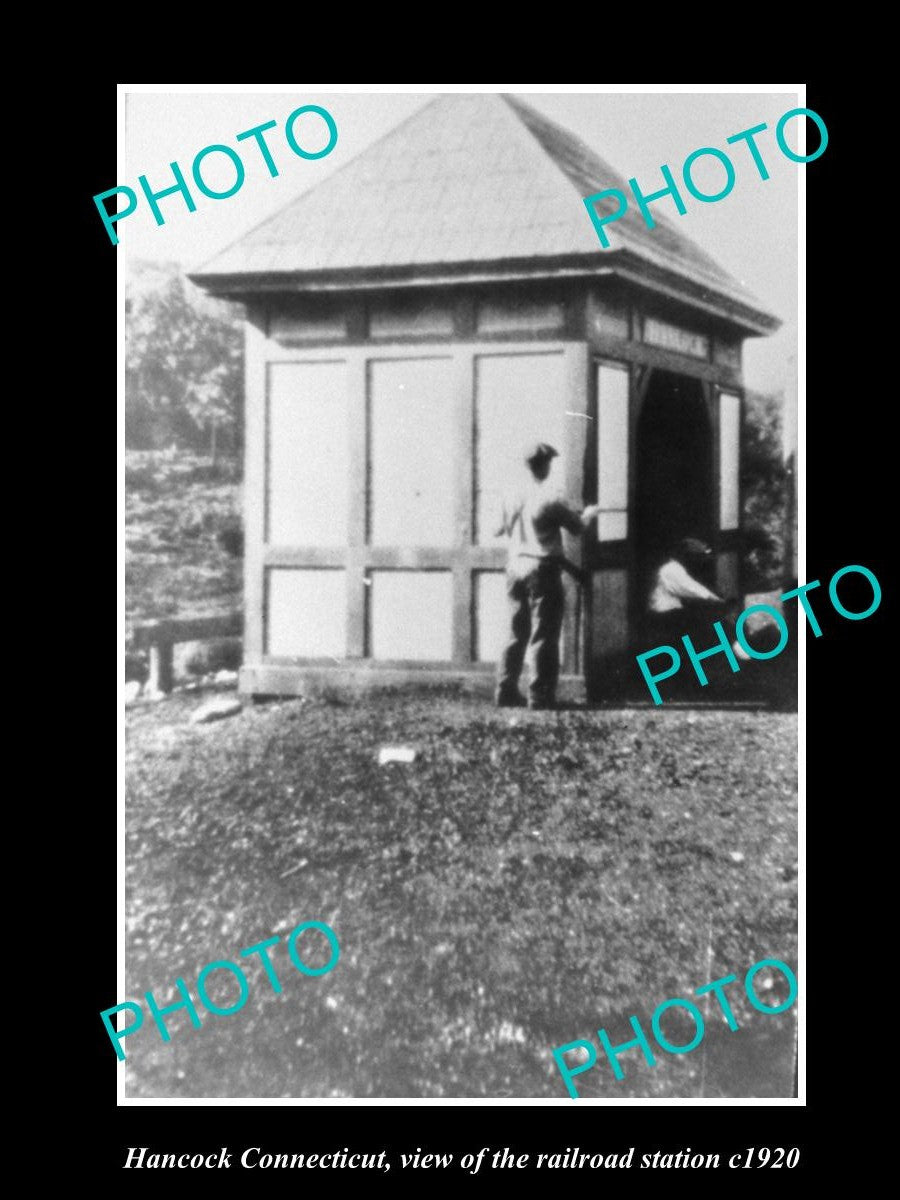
[193, 94, 775, 327]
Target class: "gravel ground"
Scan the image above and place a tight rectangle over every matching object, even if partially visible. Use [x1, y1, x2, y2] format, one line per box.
[121, 691, 797, 1099]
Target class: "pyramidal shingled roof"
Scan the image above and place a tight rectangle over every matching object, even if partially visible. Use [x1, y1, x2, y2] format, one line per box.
[191, 94, 778, 334]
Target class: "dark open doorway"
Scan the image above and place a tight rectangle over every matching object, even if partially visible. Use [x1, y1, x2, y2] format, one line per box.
[635, 370, 714, 612]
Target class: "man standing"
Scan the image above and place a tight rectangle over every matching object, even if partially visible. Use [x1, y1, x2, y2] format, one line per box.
[495, 443, 600, 709]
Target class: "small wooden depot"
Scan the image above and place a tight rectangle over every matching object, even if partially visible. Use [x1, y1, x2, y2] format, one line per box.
[191, 94, 780, 701]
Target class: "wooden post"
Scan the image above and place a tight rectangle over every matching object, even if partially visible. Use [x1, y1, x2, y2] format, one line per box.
[562, 343, 589, 676]
[149, 641, 174, 694]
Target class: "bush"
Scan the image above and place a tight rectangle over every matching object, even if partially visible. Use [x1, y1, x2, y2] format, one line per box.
[183, 639, 242, 676]
[217, 517, 244, 558]
[742, 391, 790, 589]
[125, 651, 149, 684]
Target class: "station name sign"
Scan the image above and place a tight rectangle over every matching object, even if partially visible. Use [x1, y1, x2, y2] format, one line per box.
[642, 317, 709, 360]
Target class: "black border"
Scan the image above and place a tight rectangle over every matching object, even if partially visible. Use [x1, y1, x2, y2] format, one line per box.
[83, 77, 878, 1177]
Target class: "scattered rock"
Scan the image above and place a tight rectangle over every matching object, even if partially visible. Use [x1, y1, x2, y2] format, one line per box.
[190, 697, 243, 724]
[496, 1020, 526, 1045]
[567, 1043, 592, 1065]
[728, 850, 745, 864]
[378, 746, 418, 765]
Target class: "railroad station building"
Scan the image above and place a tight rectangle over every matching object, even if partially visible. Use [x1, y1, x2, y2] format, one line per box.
[191, 94, 779, 700]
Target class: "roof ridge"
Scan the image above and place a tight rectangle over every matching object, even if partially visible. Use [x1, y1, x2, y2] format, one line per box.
[489, 92, 596, 215]
[500, 93, 762, 303]
[501, 93, 673, 224]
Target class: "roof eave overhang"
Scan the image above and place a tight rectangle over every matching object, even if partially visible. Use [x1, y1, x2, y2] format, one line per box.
[189, 250, 780, 337]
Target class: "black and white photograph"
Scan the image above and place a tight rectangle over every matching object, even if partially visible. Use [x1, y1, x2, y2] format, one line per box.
[118, 86, 803, 1106]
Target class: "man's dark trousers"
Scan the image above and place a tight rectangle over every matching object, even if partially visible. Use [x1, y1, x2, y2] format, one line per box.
[497, 559, 565, 707]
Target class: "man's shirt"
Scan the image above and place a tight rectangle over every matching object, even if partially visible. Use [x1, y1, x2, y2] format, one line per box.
[648, 558, 721, 613]
[497, 479, 585, 563]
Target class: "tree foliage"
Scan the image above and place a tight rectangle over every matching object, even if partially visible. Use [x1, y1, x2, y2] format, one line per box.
[125, 260, 244, 457]
[742, 390, 791, 588]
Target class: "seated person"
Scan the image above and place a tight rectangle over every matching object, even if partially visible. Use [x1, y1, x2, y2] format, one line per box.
[645, 537, 745, 655]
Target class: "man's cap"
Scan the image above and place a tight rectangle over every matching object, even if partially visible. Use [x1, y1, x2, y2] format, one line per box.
[524, 442, 559, 464]
[677, 536, 713, 558]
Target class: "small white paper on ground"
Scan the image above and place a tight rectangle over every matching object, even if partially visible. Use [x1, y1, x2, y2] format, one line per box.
[378, 746, 418, 765]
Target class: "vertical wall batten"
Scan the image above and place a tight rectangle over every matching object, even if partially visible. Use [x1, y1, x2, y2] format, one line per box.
[346, 351, 368, 657]
[562, 344, 589, 674]
[453, 352, 475, 662]
[243, 307, 267, 665]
